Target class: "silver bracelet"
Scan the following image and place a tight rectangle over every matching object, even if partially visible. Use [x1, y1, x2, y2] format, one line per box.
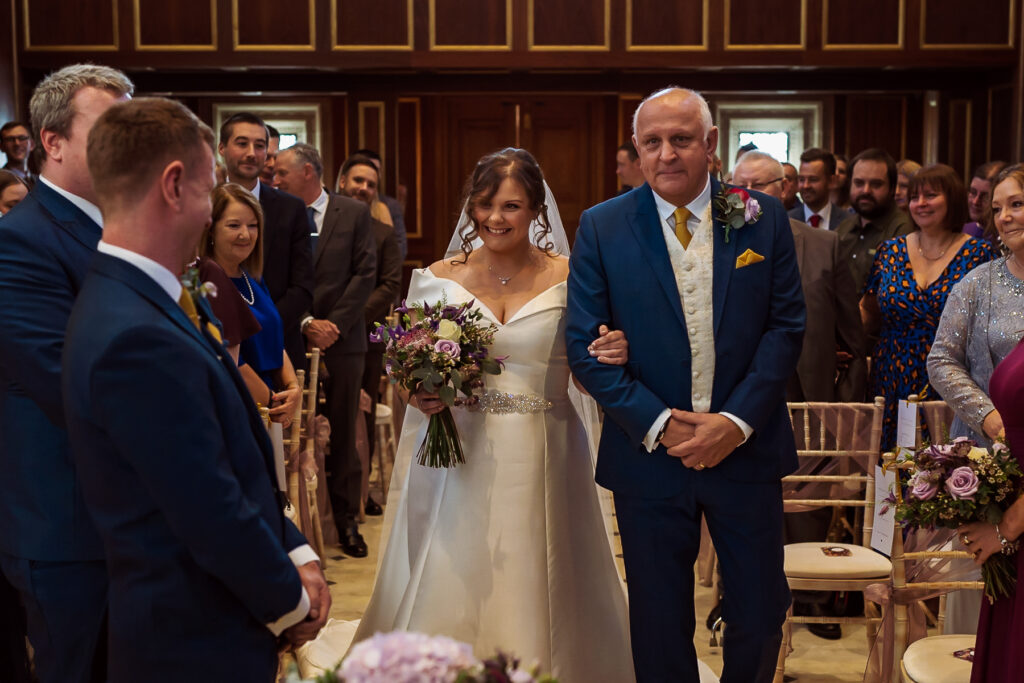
[995, 523, 1020, 556]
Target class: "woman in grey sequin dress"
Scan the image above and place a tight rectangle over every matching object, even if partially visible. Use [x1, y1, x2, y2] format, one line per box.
[926, 164, 1024, 635]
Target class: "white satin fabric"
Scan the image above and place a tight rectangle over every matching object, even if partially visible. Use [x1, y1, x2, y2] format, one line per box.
[353, 269, 635, 682]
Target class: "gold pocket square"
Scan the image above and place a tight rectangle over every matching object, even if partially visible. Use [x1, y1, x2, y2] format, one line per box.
[735, 249, 765, 269]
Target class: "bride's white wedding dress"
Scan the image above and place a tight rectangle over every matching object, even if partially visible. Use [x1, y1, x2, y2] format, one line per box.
[352, 268, 636, 681]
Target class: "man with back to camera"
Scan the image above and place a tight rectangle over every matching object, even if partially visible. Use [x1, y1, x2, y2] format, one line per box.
[63, 97, 328, 681]
[0, 63, 134, 682]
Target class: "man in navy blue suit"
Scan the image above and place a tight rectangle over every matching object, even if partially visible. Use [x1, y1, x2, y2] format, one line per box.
[566, 87, 806, 682]
[0, 63, 134, 682]
[62, 97, 329, 680]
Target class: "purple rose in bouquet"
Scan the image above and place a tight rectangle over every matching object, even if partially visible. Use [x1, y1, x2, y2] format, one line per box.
[908, 471, 939, 501]
[945, 466, 980, 500]
[434, 339, 461, 357]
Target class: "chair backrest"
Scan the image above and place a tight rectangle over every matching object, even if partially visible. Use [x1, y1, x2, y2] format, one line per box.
[881, 452, 984, 673]
[782, 396, 885, 547]
[299, 348, 321, 448]
[906, 395, 954, 447]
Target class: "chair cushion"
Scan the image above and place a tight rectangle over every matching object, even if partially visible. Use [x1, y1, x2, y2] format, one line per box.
[784, 542, 892, 579]
[903, 634, 975, 683]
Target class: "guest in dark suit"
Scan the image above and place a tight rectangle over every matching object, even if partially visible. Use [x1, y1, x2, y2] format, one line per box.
[567, 87, 805, 682]
[351, 148, 408, 260]
[0, 121, 35, 186]
[790, 148, 847, 231]
[276, 145, 377, 557]
[63, 97, 329, 681]
[0, 64, 134, 683]
[219, 112, 314, 372]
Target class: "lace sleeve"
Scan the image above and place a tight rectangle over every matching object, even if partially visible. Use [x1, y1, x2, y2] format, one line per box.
[926, 275, 994, 435]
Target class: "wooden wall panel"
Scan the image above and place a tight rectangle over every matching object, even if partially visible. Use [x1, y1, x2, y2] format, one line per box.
[357, 101, 385, 164]
[921, 0, 1014, 48]
[396, 98, 422, 239]
[725, 0, 804, 49]
[24, 0, 117, 50]
[334, 0, 412, 50]
[431, 0, 509, 50]
[845, 95, 906, 161]
[947, 99, 972, 178]
[233, 0, 313, 50]
[988, 85, 1014, 161]
[824, 0, 903, 49]
[135, 0, 216, 50]
[529, 0, 609, 50]
[626, 0, 706, 50]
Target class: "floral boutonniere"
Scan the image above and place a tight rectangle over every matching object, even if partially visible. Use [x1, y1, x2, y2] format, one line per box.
[713, 186, 762, 243]
[180, 263, 218, 304]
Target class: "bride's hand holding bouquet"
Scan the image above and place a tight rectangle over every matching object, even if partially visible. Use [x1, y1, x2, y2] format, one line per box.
[371, 297, 503, 468]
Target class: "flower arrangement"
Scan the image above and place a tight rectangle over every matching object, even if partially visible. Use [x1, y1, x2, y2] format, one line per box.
[886, 437, 1022, 602]
[371, 297, 502, 468]
[713, 186, 762, 243]
[285, 632, 556, 683]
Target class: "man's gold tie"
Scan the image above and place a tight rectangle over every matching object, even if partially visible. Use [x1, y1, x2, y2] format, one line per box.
[178, 289, 223, 343]
[178, 289, 201, 330]
[673, 206, 692, 249]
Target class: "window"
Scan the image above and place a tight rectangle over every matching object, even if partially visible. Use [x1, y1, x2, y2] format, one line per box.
[738, 131, 790, 165]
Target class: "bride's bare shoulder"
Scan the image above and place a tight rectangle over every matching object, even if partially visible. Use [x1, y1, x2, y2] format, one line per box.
[548, 253, 570, 282]
[428, 253, 477, 280]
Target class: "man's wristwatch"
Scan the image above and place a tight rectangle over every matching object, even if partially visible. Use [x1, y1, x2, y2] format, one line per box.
[655, 420, 669, 446]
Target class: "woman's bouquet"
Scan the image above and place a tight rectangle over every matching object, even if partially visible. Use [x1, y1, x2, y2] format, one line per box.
[888, 437, 1022, 602]
[371, 297, 502, 468]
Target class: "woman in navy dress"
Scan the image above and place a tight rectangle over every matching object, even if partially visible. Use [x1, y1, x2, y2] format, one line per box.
[199, 183, 300, 426]
[861, 164, 998, 449]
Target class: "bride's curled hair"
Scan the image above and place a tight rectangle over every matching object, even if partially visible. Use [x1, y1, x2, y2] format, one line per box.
[453, 147, 555, 263]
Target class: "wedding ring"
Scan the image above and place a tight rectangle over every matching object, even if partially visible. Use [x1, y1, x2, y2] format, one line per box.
[695, 463, 706, 470]
[961, 534, 971, 546]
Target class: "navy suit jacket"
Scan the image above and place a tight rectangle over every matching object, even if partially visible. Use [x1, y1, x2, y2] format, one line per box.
[0, 180, 104, 561]
[259, 182, 315, 371]
[566, 179, 805, 497]
[62, 252, 308, 679]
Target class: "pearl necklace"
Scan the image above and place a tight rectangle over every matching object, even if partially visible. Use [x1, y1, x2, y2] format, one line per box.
[239, 271, 255, 305]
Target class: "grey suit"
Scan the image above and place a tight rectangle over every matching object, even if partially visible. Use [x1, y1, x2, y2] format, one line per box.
[306, 194, 377, 531]
[788, 218, 867, 403]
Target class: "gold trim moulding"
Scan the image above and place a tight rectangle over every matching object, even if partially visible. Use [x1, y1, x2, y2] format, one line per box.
[527, 0, 610, 51]
[821, 0, 905, 50]
[332, 0, 414, 51]
[23, 0, 118, 51]
[428, 0, 512, 51]
[625, 0, 708, 52]
[232, 0, 316, 52]
[723, 0, 806, 51]
[395, 96, 423, 240]
[133, 0, 217, 51]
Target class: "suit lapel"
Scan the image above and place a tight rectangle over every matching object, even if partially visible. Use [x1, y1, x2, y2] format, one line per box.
[711, 177, 741, 338]
[627, 186, 687, 331]
[314, 197, 338, 268]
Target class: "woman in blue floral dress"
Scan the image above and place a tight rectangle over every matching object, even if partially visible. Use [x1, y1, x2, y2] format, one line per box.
[861, 164, 998, 449]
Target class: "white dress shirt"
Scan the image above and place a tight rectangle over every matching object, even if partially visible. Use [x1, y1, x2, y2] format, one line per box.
[641, 177, 754, 452]
[308, 188, 329, 234]
[802, 202, 834, 231]
[96, 239, 317, 636]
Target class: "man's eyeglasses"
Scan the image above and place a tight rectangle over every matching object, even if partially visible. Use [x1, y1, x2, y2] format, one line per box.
[746, 177, 783, 190]
[1, 135, 30, 144]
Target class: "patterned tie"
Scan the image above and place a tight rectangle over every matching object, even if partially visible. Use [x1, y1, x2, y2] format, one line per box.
[808, 214, 822, 228]
[673, 206, 692, 249]
[307, 205, 319, 254]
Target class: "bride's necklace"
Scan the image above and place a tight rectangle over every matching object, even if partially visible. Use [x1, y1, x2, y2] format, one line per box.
[487, 254, 534, 286]
[239, 271, 255, 305]
[917, 233, 958, 261]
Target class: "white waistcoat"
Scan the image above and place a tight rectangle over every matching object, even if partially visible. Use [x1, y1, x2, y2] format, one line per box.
[660, 204, 715, 413]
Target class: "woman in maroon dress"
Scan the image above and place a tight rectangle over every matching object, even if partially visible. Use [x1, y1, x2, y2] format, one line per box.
[957, 172, 1024, 683]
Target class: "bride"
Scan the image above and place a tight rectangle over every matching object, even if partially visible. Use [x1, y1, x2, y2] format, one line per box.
[352, 148, 636, 680]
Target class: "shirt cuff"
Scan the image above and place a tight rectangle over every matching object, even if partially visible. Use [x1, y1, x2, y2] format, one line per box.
[289, 544, 319, 568]
[720, 412, 753, 444]
[642, 408, 672, 452]
[266, 586, 310, 636]
[300, 315, 314, 332]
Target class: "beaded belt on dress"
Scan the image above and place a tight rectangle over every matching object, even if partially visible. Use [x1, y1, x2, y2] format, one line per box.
[475, 390, 553, 414]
